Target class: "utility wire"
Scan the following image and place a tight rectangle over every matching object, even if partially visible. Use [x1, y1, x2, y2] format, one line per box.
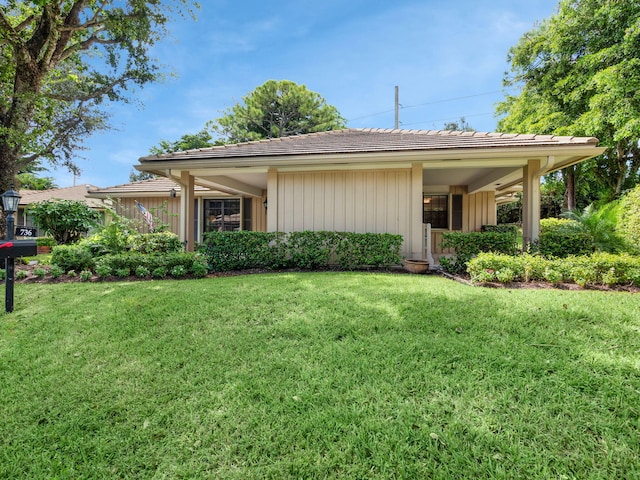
[400, 111, 494, 128]
[347, 90, 501, 123]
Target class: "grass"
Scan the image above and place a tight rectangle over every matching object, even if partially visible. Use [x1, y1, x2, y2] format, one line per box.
[1, 273, 639, 479]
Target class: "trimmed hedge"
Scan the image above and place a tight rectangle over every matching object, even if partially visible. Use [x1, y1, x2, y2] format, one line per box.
[467, 252, 640, 287]
[199, 231, 404, 272]
[51, 244, 96, 273]
[440, 231, 519, 273]
[94, 252, 208, 278]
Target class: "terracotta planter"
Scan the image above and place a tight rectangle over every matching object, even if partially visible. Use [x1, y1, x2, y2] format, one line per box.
[404, 259, 429, 274]
[37, 246, 51, 255]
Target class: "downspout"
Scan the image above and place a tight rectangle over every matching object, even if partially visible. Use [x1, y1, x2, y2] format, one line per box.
[535, 155, 555, 177]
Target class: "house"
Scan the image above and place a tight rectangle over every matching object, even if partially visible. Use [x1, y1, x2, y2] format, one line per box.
[17, 184, 106, 235]
[87, 177, 238, 234]
[128, 128, 603, 260]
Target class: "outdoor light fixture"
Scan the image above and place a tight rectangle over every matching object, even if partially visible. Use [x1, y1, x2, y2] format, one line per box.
[1, 184, 20, 214]
[263, 198, 268, 209]
[2, 184, 21, 313]
[170, 187, 177, 198]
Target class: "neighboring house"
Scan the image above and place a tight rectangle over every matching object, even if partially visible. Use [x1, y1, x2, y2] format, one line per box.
[17, 184, 106, 236]
[87, 177, 247, 235]
[128, 128, 603, 260]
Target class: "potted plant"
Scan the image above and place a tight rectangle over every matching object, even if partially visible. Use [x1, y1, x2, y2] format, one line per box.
[36, 237, 57, 254]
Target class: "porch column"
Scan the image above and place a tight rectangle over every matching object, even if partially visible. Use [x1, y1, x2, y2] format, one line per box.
[410, 163, 424, 259]
[180, 171, 195, 252]
[522, 159, 542, 247]
[266, 168, 278, 232]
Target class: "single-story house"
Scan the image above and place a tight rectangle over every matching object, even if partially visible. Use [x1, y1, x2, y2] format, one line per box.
[17, 184, 106, 235]
[87, 177, 233, 235]
[121, 128, 603, 261]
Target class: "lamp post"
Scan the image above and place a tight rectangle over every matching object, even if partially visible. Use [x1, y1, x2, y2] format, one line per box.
[2, 184, 21, 313]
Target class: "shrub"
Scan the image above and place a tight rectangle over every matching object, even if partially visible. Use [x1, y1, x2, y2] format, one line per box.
[0, 269, 5, 280]
[135, 266, 151, 278]
[28, 200, 101, 244]
[80, 270, 92, 281]
[67, 270, 77, 277]
[170, 265, 187, 278]
[51, 244, 95, 272]
[200, 231, 403, 272]
[190, 254, 208, 278]
[130, 232, 183, 254]
[115, 268, 130, 278]
[33, 267, 47, 279]
[533, 229, 594, 258]
[152, 266, 168, 278]
[335, 233, 403, 270]
[618, 185, 640, 253]
[468, 252, 640, 287]
[481, 224, 519, 236]
[16, 270, 28, 279]
[49, 265, 63, 278]
[36, 237, 57, 247]
[440, 231, 518, 273]
[95, 264, 112, 278]
[561, 203, 626, 253]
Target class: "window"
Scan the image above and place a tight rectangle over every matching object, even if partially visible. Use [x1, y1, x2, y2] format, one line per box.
[423, 194, 463, 230]
[205, 199, 241, 232]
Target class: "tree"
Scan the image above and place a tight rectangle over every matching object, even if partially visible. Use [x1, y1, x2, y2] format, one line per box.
[16, 172, 57, 190]
[443, 117, 474, 132]
[149, 129, 215, 155]
[0, 0, 197, 233]
[212, 80, 346, 143]
[28, 199, 101, 244]
[497, 0, 640, 208]
[618, 184, 640, 253]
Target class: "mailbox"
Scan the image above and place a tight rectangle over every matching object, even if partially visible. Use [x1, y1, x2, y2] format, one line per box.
[0, 240, 37, 259]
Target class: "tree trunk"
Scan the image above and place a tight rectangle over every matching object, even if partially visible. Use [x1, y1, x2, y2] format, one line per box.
[565, 166, 576, 211]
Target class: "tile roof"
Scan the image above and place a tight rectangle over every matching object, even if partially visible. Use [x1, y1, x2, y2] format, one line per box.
[19, 184, 104, 208]
[87, 177, 212, 196]
[139, 128, 600, 162]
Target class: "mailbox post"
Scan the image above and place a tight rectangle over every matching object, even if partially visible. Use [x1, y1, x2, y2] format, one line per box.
[2, 184, 21, 313]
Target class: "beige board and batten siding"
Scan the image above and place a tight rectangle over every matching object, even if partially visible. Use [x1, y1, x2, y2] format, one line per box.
[114, 197, 181, 234]
[275, 170, 414, 256]
[430, 187, 497, 255]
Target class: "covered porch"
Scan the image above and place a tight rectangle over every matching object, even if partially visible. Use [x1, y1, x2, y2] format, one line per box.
[134, 129, 604, 260]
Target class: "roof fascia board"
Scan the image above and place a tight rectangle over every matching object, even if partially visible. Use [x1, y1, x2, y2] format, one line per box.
[136, 145, 603, 171]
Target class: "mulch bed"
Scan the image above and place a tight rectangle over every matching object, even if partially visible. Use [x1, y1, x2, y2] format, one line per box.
[10, 261, 640, 292]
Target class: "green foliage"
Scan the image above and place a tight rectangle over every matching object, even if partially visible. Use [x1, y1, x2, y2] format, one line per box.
[561, 203, 626, 253]
[468, 252, 640, 287]
[497, 0, 640, 201]
[51, 244, 95, 273]
[135, 266, 151, 278]
[35, 237, 57, 247]
[28, 200, 101, 245]
[440, 231, 519, 273]
[335, 233, 403, 270]
[212, 80, 346, 143]
[152, 267, 168, 278]
[86, 207, 138, 255]
[534, 230, 594, 258]
[0, 1, 198, 197]
[618, 184, 640, 252]
[49, 265, 63, 279]
[15, 270, 27, 279]
[95, 264, 112, 278]
[16, 172, 57, 191]
[0, 269, 5, 280]
[148, 129, 214, 155]
[129, 231, 183, 254]
[480, 224, 518, 235]
[79, 270, 92, 282]
[33, 267, 47, 279]
[170, 265, 187, 278]
[200, 231, 403, 272]
[115, 268, 131, 278]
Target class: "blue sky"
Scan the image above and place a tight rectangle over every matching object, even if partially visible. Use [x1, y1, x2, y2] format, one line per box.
[49, 0, 559, 188]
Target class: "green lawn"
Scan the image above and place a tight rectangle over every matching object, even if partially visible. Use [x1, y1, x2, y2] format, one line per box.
[1, 273, 639, 479]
